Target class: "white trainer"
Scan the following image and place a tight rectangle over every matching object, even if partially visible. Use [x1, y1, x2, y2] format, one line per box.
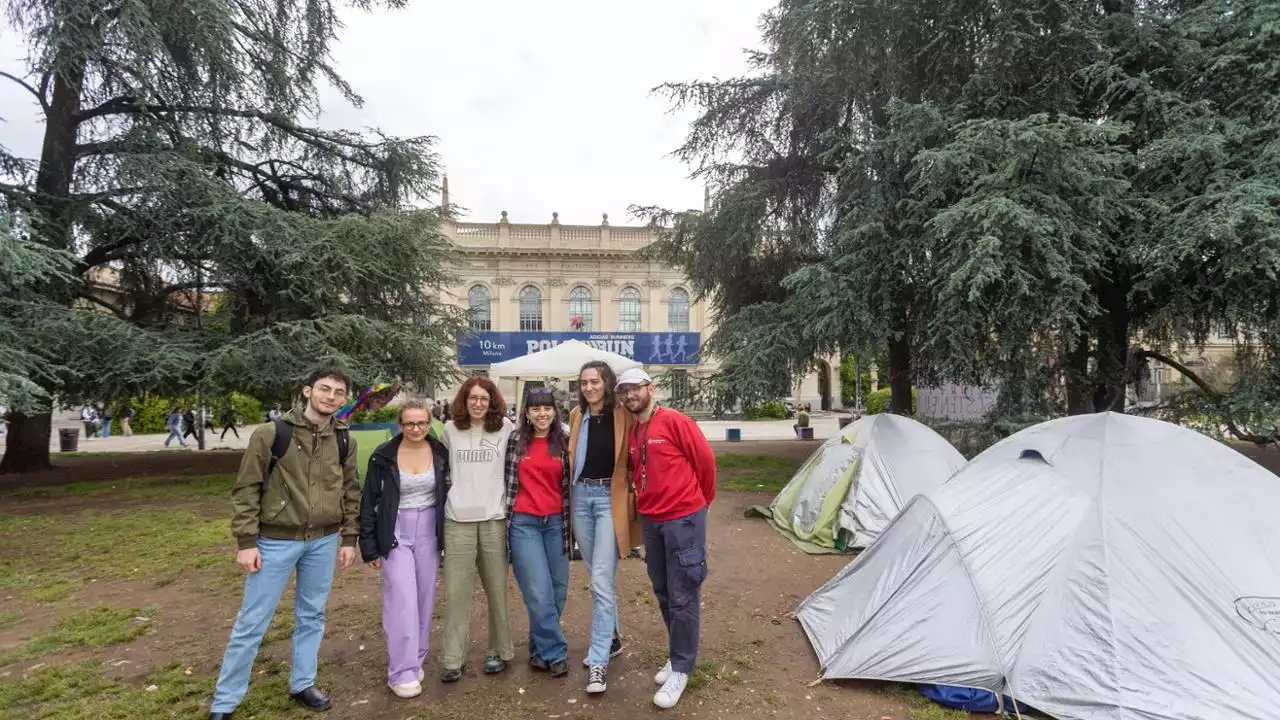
[389, 679, 422, 698]
[653, 659, 673, 685]
[653, 671, 688, 709]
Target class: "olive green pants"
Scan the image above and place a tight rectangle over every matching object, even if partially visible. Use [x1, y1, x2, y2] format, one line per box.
[440, 518, 514, 670]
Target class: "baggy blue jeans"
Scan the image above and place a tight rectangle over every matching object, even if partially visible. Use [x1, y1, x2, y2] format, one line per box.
[508, 512, 570, 664]
[210, 534, 338, 713]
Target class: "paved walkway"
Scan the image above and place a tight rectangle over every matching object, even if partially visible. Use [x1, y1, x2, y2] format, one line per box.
[3, 415, 845, 454]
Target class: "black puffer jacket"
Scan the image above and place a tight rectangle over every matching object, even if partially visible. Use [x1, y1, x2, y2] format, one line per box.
[358, 433, 450, 563]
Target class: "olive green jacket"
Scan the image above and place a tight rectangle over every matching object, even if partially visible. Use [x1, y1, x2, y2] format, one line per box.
[230, 409, 360, 550]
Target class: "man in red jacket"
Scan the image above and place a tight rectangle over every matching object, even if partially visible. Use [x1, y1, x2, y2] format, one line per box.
[616, 368, 716, 709]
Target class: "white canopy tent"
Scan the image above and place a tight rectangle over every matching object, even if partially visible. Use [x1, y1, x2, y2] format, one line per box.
[488, 339, 640, 380]
[488, 339, 641, 415]
[797, 413, 1280, 720]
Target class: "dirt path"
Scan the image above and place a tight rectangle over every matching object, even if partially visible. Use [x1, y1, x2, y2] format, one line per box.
[1, 490, 912, 719]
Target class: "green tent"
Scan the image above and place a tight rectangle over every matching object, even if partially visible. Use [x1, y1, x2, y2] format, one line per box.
[750, 415, 965, 554]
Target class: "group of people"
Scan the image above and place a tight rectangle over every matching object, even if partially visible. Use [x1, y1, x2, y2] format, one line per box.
[80, 404, 133, 438]
[164, 405, 249, 447]
[207, 361, 717, 719]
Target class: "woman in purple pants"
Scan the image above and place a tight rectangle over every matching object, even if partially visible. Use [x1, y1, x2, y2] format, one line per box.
[359, 400, 450, 698]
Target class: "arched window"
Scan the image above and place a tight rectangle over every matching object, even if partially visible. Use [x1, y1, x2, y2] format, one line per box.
[519, 285, 543, 331]
[568, 285, 593, 331]
[668, 287, 690, 332]
[467, 285, 491, 332]
[618, 287, 641, 332]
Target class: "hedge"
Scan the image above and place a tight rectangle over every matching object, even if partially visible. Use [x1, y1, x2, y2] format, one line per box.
[126, 392, 263, 434]
[863, 387, 918, 415]
[743, 400, 789, 420]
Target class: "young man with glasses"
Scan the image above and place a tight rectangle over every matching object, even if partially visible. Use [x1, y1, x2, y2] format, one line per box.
[209, 365, 361, 719]
[615, 368, 716, 709]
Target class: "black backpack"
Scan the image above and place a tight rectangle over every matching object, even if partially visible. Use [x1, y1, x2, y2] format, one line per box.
[262, 419, 350, 486]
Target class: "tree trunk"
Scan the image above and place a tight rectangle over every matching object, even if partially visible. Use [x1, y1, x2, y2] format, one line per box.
[1, 41, 87, 475]
[0, 412, 54, 474]
[1064, 335, 1093, 415]
[887, 333, 913, 416]
[1092, 279, 1130, 412]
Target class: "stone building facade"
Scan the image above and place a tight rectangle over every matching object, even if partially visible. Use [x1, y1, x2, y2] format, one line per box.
[432, 182, 840, 411]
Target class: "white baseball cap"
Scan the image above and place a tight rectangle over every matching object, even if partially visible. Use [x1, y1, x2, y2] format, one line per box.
[615, 368, 653, 390]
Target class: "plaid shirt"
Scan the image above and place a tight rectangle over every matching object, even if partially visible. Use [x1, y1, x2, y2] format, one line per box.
[502, 432, 573, 555]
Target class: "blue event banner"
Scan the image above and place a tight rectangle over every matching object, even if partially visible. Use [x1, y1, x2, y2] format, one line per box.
[457, 331, 701, 367]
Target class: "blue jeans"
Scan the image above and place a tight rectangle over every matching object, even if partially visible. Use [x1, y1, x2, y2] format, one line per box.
[508, 513, 570, 663]
[211, 534, 339, 713]
[572, 483, 619, 666]
[164, 428, 185, 447]
[101, 419, 112, 438]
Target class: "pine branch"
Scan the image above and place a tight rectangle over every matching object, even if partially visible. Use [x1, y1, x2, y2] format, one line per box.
[1138, 349, 1277, 444]
[0, 71, 49, 113]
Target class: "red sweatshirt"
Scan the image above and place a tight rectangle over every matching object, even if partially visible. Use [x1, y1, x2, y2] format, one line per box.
[627, 407, 717, 521]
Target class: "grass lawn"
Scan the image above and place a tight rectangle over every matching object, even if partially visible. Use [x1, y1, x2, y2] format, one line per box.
[716, 454, 802, 493]
[0, 447, 952, 720]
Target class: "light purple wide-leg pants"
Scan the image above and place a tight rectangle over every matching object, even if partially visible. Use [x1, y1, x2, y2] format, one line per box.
[382, 507, 439, 685]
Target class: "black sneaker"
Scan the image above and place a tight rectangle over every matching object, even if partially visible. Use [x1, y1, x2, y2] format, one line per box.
[440, 667, 462, 683]
[586, 664, 607, 694]
[530, 655, 549, 671]
[550, 659, 569, 678]
[581, 634, 625, 667]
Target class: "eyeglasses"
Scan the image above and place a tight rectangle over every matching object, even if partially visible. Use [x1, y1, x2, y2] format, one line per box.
[401, 421, 432, 430]
[312, 384, 348, 398]
[619, 383, 650, 396]
[467, 395, 491, 405]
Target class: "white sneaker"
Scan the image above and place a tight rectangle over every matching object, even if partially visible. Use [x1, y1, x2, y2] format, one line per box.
[653, 671, 688, 709]
[389, 679, 422, 698]
[653, 659, 673, 685]
[418, 667, 425, 683]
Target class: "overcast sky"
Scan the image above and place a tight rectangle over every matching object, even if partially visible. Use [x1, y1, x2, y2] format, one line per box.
[0, 1, 772, 226]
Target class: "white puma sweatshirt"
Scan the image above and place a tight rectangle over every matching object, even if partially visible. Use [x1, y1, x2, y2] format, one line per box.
[442, 417, 514, 522]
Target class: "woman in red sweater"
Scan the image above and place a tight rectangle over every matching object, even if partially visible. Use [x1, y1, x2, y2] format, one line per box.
[501, 386, 572, 677]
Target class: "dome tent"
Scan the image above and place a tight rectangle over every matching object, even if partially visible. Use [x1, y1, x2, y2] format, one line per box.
[753, 414, 964, 553]
[796, 413, 1280, 720]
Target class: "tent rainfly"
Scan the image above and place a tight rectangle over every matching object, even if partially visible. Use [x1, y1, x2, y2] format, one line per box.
[753, 413, 964, 553]
[797, 412, 1280, 720]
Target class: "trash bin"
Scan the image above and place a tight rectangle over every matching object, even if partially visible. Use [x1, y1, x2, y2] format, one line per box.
[58, 427, 80, 452]
[798, 427, 815, 440]
[725, 428, 742, 442]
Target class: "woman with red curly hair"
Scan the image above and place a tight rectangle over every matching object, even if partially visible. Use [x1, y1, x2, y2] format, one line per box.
[438, 376, 515, 682]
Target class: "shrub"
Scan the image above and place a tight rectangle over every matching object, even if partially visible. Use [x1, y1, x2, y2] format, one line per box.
[227, 392, 262, 425]
[351, 406, 400, 425]
[864, 387, 918, 415]
[743, 400, 788, 420]
[126, 393, 265, 434]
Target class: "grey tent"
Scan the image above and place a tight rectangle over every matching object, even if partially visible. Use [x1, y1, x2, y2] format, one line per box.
[797, 413, 1280, 720]
[752, 414, 964, 553]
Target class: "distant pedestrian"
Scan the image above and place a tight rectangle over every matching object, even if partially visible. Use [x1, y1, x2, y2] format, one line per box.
[183, 408, 198, 440]
[101, 405, 114, 438]
[120, 405, 134, 437]
[220, 404, 240, 440]
[165, 408, 187, 448]
[81, 406, 98, 439]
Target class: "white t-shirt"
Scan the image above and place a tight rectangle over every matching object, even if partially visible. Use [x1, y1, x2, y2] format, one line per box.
[442, 417, 513, 522]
